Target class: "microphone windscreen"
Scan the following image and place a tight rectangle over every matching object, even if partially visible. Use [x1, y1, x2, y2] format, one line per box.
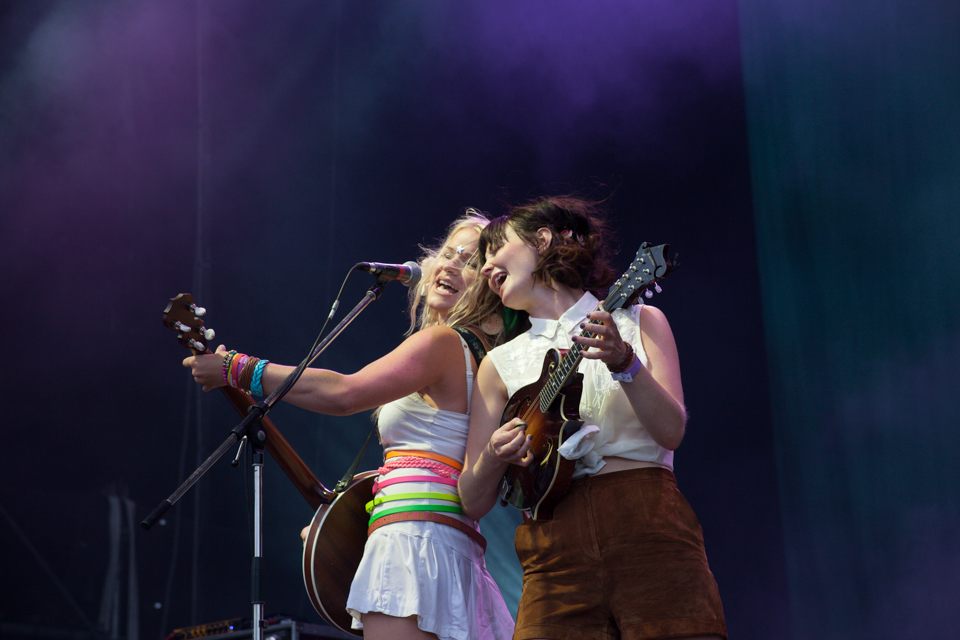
[401, 261, 422, 287]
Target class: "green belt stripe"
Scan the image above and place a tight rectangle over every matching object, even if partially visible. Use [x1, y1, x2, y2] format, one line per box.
[368, 504, 465, 525]
[365, 492, 461, 514]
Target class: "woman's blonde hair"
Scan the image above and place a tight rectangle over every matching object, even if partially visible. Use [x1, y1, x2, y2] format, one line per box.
[406, 208, 505, 347]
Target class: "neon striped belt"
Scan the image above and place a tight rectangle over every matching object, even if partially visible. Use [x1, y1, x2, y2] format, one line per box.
[366, 450, 486, 551]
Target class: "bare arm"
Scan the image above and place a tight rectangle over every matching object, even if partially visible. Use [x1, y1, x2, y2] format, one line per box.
[574, 305, 687, 450]
[183, 325, 465, 416]
[458, 357, 532, 520]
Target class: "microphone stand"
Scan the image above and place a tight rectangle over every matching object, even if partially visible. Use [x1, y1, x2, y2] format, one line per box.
[143, 277, 391, 640]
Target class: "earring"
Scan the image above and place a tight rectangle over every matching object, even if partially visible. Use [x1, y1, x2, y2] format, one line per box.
[481, 313, 504, 335]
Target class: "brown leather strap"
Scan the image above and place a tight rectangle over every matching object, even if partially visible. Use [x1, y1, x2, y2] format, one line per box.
[367, 510, 487, 552]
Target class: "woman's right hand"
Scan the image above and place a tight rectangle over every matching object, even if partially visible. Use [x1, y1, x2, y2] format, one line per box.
[486, 417, 534, 467]
[182, 344, 230, 392]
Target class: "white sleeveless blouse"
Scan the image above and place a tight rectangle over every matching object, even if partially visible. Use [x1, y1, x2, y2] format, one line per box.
[486, 292, 674, 478]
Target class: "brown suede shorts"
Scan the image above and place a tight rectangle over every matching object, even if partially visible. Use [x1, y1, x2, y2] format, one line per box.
[513, 467, 727, 640]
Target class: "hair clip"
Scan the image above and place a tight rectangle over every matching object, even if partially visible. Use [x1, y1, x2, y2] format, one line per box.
[560, 229, 584, 243]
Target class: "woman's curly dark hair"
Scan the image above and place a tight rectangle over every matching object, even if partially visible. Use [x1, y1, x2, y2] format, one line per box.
[479, 195, 619, 302]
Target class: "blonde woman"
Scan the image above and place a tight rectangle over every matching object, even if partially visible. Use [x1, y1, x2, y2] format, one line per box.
[184, 210, 515, 640]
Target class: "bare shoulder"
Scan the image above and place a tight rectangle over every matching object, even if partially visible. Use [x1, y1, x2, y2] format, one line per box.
[637, 303, 680, 359]
[403, 323, 460, 347]
[417, 323, 460, 338]
[400, 324, 468, 364]
[477, 350, 507, 391]
[638, 303, 672, 334]
[372, 325, 461, 373]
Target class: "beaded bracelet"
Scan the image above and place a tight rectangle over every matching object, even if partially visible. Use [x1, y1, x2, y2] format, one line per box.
[250, 359, 270, 396]
[221, 350, 238, 385]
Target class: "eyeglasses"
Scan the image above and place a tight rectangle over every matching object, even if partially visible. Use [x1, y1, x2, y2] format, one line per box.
[439, 251, 478, 271]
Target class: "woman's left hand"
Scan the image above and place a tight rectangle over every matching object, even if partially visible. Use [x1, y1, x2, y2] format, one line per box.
[183, 344, 230, 392]
[572, 310, 629, 367]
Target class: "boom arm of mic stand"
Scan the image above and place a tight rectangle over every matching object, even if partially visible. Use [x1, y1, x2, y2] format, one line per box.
[258, 280, 386, 411]
[141, 280, 388, 530]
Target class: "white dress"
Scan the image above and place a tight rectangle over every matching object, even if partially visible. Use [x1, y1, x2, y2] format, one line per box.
[345, 334, 515, 640]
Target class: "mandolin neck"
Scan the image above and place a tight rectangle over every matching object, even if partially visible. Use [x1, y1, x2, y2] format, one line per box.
[536, 297, 622, 412]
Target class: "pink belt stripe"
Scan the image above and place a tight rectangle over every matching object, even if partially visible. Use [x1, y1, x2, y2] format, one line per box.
[372, 475, 458, 494]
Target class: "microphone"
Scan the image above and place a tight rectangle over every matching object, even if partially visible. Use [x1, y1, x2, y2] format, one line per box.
[355, 261, 422, 286]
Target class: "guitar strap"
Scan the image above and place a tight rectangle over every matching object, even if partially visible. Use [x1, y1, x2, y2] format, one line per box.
[453, 327, 487, 366]
[334, 424, 377, 494]
[454, 326, 487, 414]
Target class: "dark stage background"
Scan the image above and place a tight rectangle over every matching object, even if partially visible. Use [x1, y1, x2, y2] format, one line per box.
[1, 2, 956, 640]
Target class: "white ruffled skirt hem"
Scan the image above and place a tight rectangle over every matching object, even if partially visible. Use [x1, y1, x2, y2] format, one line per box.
[345, 521, 514, 640]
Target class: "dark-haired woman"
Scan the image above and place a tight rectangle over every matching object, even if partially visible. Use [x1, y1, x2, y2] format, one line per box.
[459, 197, 726, 640]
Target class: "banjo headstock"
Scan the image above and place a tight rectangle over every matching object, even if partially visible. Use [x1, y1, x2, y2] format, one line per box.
[162, 293, 215, 355]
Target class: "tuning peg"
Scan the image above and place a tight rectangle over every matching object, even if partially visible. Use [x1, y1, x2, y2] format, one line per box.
[191, 304, 206, 317]
[203, 328, 215, 341]
[643, 283, 664, 299]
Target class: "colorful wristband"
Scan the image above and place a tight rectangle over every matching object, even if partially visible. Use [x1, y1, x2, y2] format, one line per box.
[250, 359, 269, 396]
[610, 353, 643, 383]
[230, 354, 247, 388]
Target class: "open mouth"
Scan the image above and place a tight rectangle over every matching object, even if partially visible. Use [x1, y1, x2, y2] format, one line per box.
[435, 277, 460, 294]
[492, 272, 507, 293]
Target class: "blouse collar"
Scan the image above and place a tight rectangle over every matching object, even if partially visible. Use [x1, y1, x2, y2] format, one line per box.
[528, 292, 599, 339]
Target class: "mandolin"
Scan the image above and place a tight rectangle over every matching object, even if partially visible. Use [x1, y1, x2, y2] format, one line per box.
[496, 243, 674, 520]
[163, 294, 368, 637]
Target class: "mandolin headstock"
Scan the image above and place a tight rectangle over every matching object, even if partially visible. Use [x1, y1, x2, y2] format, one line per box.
[603, 243, 674, 312]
